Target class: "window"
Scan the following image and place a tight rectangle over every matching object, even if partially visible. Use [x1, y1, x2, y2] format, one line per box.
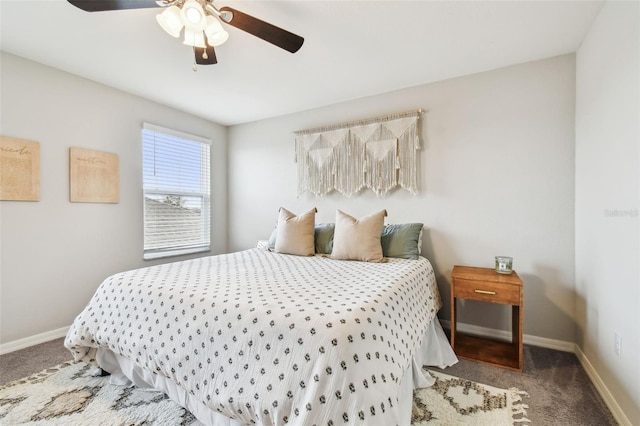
[142, 123, 211, 260]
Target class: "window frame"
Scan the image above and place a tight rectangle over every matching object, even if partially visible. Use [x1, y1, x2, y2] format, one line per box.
[142, 123, 212, 260]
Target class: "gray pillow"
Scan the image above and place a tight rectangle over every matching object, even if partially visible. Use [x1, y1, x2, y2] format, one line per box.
[267, 227, 278, 250]
[381, 223, 423, 260]
[314, 223, 335, 254]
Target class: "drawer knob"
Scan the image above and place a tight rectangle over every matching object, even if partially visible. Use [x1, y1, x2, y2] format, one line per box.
[474, 289, 496, 295]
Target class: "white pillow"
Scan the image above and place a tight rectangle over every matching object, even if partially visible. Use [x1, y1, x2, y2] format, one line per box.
[274, 207, 317, 256]
[331, 209, 387, 262]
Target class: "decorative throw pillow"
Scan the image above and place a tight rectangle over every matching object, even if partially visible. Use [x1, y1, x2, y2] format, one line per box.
[267, 227, 278, 250]
[274, 207, 317, 256]
[381, 223, 424, 260]
[314, 223, 335, 254]
[331, 209, 387, 262]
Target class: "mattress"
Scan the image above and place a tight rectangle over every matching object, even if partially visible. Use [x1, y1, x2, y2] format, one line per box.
[65, 248, 456, 425]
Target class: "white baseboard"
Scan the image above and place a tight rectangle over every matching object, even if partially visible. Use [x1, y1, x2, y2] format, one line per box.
[574, 345, 632, 426]
[439, 319, 631, 425]
[0, 326, 69, 355]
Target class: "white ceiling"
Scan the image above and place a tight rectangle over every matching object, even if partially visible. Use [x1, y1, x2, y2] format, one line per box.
[1, 0, 603, 126]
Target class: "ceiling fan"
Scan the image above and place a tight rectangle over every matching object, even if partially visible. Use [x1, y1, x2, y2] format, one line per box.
[67, 0, 304, 65]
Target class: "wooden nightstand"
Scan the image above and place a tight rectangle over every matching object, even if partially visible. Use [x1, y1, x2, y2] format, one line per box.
[450, 265, 523, 372]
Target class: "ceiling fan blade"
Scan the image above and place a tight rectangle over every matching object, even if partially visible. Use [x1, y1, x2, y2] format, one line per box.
[219, 6, 304, 54]
[195, 46, 218, 65]
[67, 0, 160, 12]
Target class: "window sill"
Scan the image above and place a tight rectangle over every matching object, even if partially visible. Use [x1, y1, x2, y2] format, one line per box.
[144, 246, 210, 260]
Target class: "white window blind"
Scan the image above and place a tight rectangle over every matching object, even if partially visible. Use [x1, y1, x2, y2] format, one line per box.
[142, 123, 211, 260]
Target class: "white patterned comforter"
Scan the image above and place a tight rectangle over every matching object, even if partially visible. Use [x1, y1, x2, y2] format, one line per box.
[65, 249, 441, 426]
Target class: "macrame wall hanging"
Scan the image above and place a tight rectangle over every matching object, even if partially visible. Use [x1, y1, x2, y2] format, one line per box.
[294, 110, 422, 197]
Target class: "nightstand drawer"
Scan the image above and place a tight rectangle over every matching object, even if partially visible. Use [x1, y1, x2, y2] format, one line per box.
[453, 279, 520, 305]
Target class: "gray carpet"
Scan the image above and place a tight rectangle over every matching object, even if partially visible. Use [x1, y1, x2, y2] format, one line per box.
[0, 338, 617, 425]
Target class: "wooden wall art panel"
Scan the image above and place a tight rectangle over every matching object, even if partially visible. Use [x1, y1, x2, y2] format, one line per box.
[69, 147, 119, 203]
[0, 136, 40, 201]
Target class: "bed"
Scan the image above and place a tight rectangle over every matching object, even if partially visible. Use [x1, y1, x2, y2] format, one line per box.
[66, 245, 457, 426]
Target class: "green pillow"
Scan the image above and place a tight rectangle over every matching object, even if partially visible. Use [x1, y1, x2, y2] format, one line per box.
[314, 223, 335, 254]
[381, 223, 423, 260]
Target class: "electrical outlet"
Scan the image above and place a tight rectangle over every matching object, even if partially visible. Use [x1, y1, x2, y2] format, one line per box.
[614, 332, 621, 356]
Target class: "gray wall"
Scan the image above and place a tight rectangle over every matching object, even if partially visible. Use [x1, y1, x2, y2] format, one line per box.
[575, 1, 639, 423]
[228, 55, 577, 343]
[0, 53, 228, 344]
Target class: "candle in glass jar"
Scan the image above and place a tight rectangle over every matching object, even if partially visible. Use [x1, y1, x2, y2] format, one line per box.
[495, 256, 513, 274]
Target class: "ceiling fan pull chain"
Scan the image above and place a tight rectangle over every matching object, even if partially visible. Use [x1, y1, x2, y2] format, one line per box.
[191, 47, 198, 71]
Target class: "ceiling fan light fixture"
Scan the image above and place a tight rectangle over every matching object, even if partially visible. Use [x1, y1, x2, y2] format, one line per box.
[156, 5, 183, 38]
[183, 28, 207, 48]
[72, 0, 305, 66]
[181, 0, 207, 30]
[204, 16, 229, 47]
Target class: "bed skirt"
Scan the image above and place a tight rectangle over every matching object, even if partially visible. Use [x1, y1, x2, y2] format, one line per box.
[95, 318, 457, 426]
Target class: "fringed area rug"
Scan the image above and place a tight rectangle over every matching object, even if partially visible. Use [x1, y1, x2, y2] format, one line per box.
[412, 370, 530, 425]
[0, 362, 529, 425]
